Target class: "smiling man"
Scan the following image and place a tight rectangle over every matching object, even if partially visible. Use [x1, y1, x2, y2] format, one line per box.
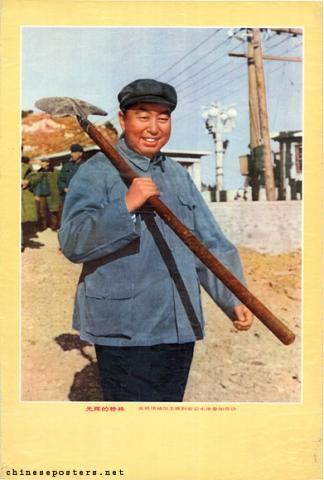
[119, 103, 171, 158]
[59, 79, 252, 402]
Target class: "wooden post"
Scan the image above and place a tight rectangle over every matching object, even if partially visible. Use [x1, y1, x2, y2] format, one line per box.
[247, 34, 260, 149]
[279, 141, 286, 200]
[252, 28, 276, 201]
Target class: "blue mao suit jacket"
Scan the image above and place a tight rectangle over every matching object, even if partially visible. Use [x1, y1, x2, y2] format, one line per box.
[58, 139, 246, 347]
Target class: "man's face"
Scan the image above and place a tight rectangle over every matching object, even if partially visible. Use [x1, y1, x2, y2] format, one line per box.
[41, 160, 50, 169]
[118, 103, 171, 159]
[71, 151, 83, 162]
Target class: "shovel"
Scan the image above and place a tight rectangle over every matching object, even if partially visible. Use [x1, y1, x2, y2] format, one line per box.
[35, 96, 296, 346]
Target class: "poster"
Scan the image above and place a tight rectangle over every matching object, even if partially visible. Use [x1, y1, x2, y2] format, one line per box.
[1, 1, 322, 479]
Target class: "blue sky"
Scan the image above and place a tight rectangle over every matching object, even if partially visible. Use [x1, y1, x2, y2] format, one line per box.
[22, 27, 302, 189]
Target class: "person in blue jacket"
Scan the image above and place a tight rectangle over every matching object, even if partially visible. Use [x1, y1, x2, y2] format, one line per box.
[58, 79, 253, 402]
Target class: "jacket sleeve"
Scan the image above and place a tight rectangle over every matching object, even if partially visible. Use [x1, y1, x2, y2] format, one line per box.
[187, 173, 246, 320]
[27, 170, 44, 188]
[58, 158, 141, 263]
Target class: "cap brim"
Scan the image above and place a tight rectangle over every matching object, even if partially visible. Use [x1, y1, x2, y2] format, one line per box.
[121, 95, 175, 111]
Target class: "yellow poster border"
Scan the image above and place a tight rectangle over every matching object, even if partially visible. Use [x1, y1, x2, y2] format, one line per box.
[0, 2, 322, 479]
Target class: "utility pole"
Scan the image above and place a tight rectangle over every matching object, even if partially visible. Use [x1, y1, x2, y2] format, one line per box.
[247, 30, 261, 200]
[247, 32, 260, 150]
[229, 28, 302, 201]
[252, 28, 276, 201]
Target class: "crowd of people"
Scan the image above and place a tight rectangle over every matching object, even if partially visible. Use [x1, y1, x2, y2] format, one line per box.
[21, 143, 84, 251]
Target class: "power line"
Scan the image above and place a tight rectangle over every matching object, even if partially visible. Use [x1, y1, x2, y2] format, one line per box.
[175, 42, 243, 94]
[262, 31, 278, 48]
[179, 56, 295, 113]
[196, 79, 246, 105]
[265, 63, 293, 82]
[157, 29, 221, 80]
[172, 82, 247, 125]
[262, 43, 303, 78]
[181, 38, 302, 107]
[178, 62, 239, 96]
[263, 35, 290, 51]
[164, 35, 234, 84]
[108, 57, 245, 126]
[281, 41, 303, 54]
[267, 60, 302, 99]
[181, 66, 247, 106]
[135, 67, 299, 151]
[180, 62, 246, 102]
[107, 33, 302, 128]
[106, 30, 227, 121]
[268, 38, 303, 60]
[271, 64, 287, 129]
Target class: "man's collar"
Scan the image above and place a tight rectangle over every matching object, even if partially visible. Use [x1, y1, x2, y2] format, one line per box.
[116, 138, 165, 172]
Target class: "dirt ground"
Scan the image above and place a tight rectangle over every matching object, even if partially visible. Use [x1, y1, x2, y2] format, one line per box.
[21, 228, 301, 403]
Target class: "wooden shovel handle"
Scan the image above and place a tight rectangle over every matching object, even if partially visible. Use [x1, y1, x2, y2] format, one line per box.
[82, 120, 295, 345]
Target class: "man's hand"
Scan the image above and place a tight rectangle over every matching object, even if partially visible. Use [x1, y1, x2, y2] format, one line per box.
[233, 304, 253, 331]
[21, 179, 29, 189]
[125, 177, 160, 213]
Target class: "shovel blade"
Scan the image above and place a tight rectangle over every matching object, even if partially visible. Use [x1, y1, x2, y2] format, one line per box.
[35, 97, 108, 118]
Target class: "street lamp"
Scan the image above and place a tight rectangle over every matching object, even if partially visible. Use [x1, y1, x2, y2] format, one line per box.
[202, 102, 237, 201]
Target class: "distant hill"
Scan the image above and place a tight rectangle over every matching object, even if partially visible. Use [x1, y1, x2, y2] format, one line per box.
[22, 112, 118, 159]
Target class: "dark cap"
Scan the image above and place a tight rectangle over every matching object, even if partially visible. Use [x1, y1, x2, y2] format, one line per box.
[118, 79, 177, 112]
[70, 143, 84, 152]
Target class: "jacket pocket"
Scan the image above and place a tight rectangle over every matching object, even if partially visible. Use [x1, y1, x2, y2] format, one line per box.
[177, 193, 196, 230]
[84, 262, 134, 338]
[163, 194, 196, 262]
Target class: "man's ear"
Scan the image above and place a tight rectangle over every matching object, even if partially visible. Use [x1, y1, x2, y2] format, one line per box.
[118, 110, 125, 131]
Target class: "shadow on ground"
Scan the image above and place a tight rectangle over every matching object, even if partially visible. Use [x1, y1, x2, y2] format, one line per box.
[55, 333, 103, 401]
[23, 238, 45, 250]
[22, 224, 45, 250]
